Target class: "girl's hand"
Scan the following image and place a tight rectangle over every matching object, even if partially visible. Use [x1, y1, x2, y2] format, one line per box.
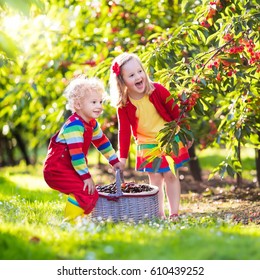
[83, 178, 95, 195]
[187, 139, 194, 149]
[113, 161, 125, 171]
[119, 158, 127, 168]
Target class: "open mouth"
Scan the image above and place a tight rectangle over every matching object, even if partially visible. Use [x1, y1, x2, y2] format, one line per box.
[135, 80, 143, 88]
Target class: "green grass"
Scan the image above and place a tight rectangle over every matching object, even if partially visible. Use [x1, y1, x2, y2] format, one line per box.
[1, 180, 260, 261]
[197, 147, 256, 171]
[1, 218, 260, 260]
[0, 154, 259, 260]
[196, 147, 256, 181]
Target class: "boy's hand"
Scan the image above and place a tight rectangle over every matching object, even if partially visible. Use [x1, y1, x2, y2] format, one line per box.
[83, 178, 95, 195]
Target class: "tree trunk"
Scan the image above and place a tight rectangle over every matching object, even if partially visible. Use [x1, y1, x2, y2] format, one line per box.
[11, 130, 31, 165]
[236, 140, 242, 188]
[0, 135, 6, 166]
[188, 144, 202, 181]
[0, 135, 15, 166]
[256, 132, 260, 187]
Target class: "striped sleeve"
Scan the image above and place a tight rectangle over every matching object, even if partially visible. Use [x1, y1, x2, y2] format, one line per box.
[62, 119, 91, 180]
[92, 120, 119, 165]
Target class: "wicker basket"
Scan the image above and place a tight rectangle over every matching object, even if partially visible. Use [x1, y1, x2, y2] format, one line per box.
[92, 170, 159, 222]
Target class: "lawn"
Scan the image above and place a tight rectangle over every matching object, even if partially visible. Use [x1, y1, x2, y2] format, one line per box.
[0, 148, 259, 260]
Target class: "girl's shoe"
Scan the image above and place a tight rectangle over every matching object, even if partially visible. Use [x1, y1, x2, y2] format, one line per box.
[169, 214, 179, 221]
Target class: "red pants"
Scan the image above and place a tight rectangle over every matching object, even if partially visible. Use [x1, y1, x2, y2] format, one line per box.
[43, 134, 98, 214]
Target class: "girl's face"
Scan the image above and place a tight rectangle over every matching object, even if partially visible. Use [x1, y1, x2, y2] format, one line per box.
[75, 91, 103, 122]
[121, 58, 147, 98]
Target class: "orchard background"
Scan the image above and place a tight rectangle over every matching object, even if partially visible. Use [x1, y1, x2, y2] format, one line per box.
[0, 0, 259, 260]
[0, 0, 259, 185]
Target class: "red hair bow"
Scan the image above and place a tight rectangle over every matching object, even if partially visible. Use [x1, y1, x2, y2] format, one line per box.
[112, 62, 120, 76]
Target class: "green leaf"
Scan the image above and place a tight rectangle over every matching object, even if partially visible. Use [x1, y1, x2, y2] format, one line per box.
[205, 32, 218, 45]
[0, 31, 19, 59]
[152, 157, 162, 172]
[244, 125, 251, 136]
[171, 141, 179, 156]
[139, 160, 148, 170]
[208, 172, 215, 180]
[181, 127, 194, 140]
[232, 159, 242, 171]
[226, 165, 235, 178]
[219, 164, 227, 179]
[159, 125, 172, 134]
[197, 30, 206, 44]
[227, 114, 234, 121]
[178, 131, 188, 144]
[235, 128, 242, 140]
[166, 156, 176, 175]
[181, 0, 189, 13]
[200, 78, 207, 86]
[194, 99, 205, 115]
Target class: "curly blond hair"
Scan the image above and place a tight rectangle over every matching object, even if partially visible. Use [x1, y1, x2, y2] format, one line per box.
[109, 53, 154, 108]
[64, 76, 105, 112]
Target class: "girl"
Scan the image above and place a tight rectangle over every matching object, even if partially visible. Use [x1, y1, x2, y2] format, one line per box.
[43, 76, 123, 221]
[109, 52, 191, 220]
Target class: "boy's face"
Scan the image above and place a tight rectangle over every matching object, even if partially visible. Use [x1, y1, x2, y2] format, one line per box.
[75, 91, 103, 122]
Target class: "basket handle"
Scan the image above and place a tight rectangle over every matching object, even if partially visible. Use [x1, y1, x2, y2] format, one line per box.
[115, 169, 124, 197]
[106, 169, 124, 200]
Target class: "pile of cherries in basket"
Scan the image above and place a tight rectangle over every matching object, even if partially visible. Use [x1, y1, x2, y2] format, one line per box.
[96, 182, 153, 194]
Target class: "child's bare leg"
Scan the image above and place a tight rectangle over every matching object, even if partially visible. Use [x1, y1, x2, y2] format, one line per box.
[163, 170, 181, 216]
[148, 172, 165, 218]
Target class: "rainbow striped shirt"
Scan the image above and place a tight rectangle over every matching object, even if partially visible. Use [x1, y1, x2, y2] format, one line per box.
[56, 113, 118, 180]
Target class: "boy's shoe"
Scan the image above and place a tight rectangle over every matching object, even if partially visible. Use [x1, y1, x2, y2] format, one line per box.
[64, 194, 84, 220]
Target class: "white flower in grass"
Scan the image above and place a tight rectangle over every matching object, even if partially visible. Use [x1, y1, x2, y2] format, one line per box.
[122, 215, 128, 221]
[126, 217, 135, 224]
[97, 216, 103, 222]
[87, 222, 97, 233]
[106, 216, 113, 223]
